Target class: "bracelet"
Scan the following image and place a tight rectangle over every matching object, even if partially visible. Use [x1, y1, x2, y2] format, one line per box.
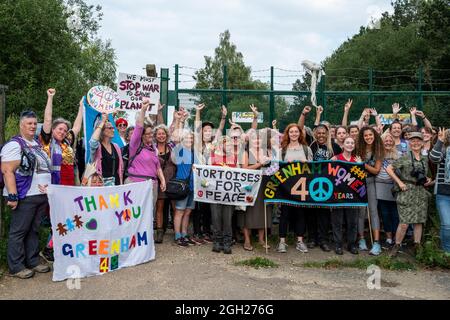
[7, 194, 19, 202]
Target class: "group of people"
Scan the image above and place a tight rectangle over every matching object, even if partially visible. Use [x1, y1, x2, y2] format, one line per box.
[1, 89, 450, 280]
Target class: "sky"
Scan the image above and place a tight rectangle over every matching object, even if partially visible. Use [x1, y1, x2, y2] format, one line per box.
[85, 0, 394, 90]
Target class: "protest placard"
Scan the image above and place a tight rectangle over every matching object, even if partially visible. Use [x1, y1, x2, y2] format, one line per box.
[264, 161, 368, 208]
[194, 165, 262, 206]
[47, 181, 155, 281]
[117, 73, 160, 125]
[232, 112, 264, 123]
[379, 113, 411, 125]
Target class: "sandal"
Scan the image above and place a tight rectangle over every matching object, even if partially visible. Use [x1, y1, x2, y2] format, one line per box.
[243, 244, 254, 251]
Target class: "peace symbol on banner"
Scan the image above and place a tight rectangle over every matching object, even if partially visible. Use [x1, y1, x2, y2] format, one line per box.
[87, 86, 120, 114]
[309, 177, 333, 202]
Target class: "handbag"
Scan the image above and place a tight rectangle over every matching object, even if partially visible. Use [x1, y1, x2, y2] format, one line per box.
[165, 150, 194, 200]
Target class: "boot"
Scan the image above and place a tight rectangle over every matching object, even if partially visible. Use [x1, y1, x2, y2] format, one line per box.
[212, 231, 223, 253]
[155, 229, 164, 244]
[223, 234, 232, 254]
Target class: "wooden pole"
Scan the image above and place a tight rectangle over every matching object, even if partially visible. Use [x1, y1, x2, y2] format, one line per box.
[0, 85, 8, 238]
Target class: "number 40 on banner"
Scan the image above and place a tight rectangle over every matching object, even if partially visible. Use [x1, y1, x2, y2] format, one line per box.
[100, 255, 119, 273]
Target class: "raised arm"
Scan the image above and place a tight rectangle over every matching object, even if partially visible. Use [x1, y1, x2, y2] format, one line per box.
[71, 97, 84, 137]
[409, 107, 418, 127]
[392, 103, 402, 121]
[91, 113, 108, 142]
[358, 108, 370, 129]
[272, 120, 277, 130]
[43, 88, 56, 134]
[298, 106, 312, 130]
[415, 110, 432, 129]
[314, 105, 323, 126]
[213, 105, 227, 143]
[137, 99, 152, 127]
[370, 108, 382, 127]
[342, 99, 353, 126]
[429, 128, 446, 164]
[156, 101, 165, 125]
[194, 103, 206, 152]
[250, 104, 259, 130]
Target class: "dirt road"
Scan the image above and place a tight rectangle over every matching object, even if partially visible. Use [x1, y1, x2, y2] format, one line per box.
[1, 236, 449, 300]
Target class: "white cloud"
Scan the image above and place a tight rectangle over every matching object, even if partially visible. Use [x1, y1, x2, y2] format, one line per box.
[87, 0, 393, 89]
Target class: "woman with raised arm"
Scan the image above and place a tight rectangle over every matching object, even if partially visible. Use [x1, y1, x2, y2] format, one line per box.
[341, 99, 353, 127]
[356, 126, 384, 255]
[376, 132, 400, 249]
[429, 128, 450, 254]
[387, 132, 432, 257]
[192, 104, 227, 244]
[241, 129, 272, 251]
[39, 88, 83, 262]
[276, 124, 313, 254]
[126, 99, 166, 218]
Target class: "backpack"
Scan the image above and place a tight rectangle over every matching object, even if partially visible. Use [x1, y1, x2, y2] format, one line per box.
[0, 136, 35, 191]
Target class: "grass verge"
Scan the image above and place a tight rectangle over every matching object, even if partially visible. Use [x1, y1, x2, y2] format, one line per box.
[301, 256, 417, 271]
[235, 257, 279, 269]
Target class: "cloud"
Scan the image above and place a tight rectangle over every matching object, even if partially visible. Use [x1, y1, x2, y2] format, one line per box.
[87, 0, 393, 89]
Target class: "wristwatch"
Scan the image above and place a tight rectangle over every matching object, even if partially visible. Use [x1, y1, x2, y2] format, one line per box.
[7, 193, 19, 202]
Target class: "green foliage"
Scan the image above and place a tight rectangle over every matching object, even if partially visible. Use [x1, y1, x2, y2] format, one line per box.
[235, 257, 279, 269]
[0, 0, 117, 122]
[4, 114, 19, 141]
[302, 256, 416, 271]
[415, 235, 450, 269]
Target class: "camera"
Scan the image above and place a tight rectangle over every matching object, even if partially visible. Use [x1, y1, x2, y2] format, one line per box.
[411, 168, 427, 186]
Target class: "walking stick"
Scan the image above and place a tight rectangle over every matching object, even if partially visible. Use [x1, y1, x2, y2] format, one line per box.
[366, 206, 374, 246]
[264, 202, 268, 255]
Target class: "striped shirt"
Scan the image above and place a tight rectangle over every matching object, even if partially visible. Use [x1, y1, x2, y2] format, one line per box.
[429, 140, 450, 196]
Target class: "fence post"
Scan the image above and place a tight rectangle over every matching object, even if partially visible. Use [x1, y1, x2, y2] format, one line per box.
[270, 66, 274, 125]
[175, 64, 179, 110]
[222, 64, 228, 132]
[320, 74, 326, 119]
[0, 84, 7, 238]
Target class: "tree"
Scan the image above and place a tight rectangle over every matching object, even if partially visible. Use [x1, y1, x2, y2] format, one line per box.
[0, 0, 116, 122]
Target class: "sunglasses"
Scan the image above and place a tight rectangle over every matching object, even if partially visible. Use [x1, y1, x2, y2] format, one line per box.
[104, 126, 115, 130]
[230, 136, 240, 140]
[118, 124, 127, 128]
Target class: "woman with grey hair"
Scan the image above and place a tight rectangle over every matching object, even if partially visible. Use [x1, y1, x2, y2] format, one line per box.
[1, 110, 52, 278]
[39, 88, 83, 262]
[153, 124, 176, 243]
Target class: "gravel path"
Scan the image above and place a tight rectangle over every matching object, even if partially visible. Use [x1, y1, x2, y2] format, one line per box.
[1, 234, 449, 300]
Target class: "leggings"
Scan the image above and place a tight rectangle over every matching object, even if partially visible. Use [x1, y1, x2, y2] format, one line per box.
[358, 177, 380, 233]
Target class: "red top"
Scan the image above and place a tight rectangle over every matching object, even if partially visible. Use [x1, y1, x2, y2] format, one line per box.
[210, 152, 238, 167]
[336, 153, 358, 163]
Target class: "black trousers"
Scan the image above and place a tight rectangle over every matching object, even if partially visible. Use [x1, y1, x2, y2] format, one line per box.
[279, 205, 306, 238]
[331, 208, 358, 247]
[7, 195, 48, 274]
[306, 208, 331, 244]
[193, 202, 212, 235]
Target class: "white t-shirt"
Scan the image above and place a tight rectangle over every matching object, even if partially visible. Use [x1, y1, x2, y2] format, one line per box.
[1, 138, 52, 197]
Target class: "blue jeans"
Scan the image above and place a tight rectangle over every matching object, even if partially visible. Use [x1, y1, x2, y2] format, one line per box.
[436, 194, 450, 253]
[378, 200, 399, 236]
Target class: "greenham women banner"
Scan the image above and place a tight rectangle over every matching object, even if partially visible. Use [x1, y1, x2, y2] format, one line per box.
[264, 161, 368, 208]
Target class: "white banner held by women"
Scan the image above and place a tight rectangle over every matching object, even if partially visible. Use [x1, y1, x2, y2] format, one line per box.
[47, 181, 155, 281]
[194, 165, 262, 206]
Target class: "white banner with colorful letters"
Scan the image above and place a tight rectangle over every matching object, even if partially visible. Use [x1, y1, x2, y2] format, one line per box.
[193, 165, 262, 206]
[47, 181, 154, 282]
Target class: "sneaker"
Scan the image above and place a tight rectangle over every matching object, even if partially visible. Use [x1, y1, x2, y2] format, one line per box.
[191, 234, 205, 245]
[183, 236, 196, 246]
[39, 247, 54, 263]
[202, 233, 213, 243]
[175, 238, 188, 247]
[276, 242, 288, 253]
[358, 239, 368, 251]
[155, 229, 164, 244]
[31, 264, 51, 273]
[335, 246, 344, 255]
[347, 245, 359, 255]
[369, 242, 382, 256]
[212, 242, 223, 253]
[382, 239, 394, 250]
[296, 241, 308, 253]
[9, 268, 34, 279]
[319, 243, 331, 252]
